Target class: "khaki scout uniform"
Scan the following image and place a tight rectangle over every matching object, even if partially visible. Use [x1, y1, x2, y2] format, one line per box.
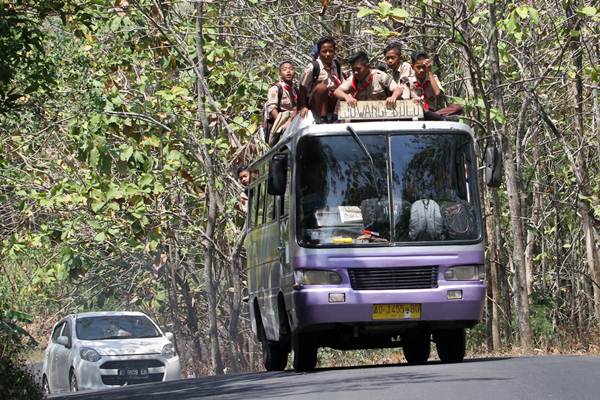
[299, 58, 342, 96]
[407, 74, 444, 111]
[266, 80, 298, 114]
[338, 69, 410, 101]
[390, 61, 413, 84]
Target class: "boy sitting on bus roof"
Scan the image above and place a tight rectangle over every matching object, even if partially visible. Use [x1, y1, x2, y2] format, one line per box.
[333, 51, 406, 107]
[383, 42, 412, 84]
[298, 36, 343, 123]
[265, 61, 298, 145]
[407, 50, 463, 120]
[266, 61, 298, 121]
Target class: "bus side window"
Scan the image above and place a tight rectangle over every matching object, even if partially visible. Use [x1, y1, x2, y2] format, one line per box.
[279, 168, 290, 218]
[253, 184, 262, 226]
[256, 182, 265, 226]
[265, 190, 275, 224]
[248, 188, 255, 227]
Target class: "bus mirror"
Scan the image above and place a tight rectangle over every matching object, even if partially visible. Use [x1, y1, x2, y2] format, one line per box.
[485, 145, 503, 188]
[268, 154, 287, 196]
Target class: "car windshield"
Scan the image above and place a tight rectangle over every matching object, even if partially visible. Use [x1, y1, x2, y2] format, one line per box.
[296, 132, 480, 246]
[76, 315, 160, 340]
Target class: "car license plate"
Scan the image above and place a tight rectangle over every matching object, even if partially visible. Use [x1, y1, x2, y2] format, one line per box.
[372, 304, 421, 320]
[119, 368, 148, 377]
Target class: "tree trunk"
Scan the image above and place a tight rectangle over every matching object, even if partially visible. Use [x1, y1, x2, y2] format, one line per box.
[488, 1, 532, 349]
[195, 2, 223, 374]
[565, 2, 600, 321]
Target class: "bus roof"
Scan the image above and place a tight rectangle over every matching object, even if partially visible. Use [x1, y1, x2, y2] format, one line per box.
[250, 115, 476, 169]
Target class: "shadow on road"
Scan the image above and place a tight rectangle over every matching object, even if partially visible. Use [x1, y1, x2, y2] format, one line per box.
[50, 357, 511, 400]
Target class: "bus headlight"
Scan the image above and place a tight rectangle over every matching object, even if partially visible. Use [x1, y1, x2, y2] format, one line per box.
[294, 269, 342, 286]
[444, 265, 485, 281]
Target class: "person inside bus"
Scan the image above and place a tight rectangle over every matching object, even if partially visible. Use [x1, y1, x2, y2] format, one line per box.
[237, 165, 250, 211]
[298, 36, 343, 124]
[383, 42, 412, 84]
[407, 50, 463, 120]
[333, 51, 406, 106]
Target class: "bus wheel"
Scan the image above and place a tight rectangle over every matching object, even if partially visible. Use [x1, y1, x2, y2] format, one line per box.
[262, 340, 288, 371]
[435, 328, 466, 363]
[403, 331, 431, 365]
[292, 333, 317, 372]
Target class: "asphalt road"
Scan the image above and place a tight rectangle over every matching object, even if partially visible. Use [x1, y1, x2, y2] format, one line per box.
[49, 355, 600, 400]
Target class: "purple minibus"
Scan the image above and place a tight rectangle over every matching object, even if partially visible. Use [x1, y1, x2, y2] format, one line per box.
[245, 110, 491, 372]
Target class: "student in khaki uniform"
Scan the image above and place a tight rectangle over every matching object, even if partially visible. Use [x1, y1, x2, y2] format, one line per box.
[266, 61, 298, 120]
[263, 61, 298, 145]
[334, 51, 405, 106]
[383, 42, 412, 84]
[298, 36, 343, 123]
[407, 50, 463, 119]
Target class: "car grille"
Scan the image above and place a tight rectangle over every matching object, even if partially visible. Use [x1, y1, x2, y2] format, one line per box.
[100, 359, 164, 369]
[101, 373, 164, 386]
[348, 266, 438, 290]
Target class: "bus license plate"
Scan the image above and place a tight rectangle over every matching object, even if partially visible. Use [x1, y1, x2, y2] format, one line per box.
[372, 304, 421, 320]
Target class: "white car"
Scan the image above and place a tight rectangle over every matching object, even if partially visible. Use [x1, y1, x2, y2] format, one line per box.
[42, 311, 181, 394]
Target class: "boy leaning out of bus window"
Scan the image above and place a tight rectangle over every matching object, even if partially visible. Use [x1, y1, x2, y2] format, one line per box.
[333, 51, 406, 107]
[407, 51, 463, 120]
[237, 165, 250, 212]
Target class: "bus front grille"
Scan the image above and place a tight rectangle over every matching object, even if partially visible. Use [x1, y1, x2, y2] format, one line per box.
[348, 266, 438, 290]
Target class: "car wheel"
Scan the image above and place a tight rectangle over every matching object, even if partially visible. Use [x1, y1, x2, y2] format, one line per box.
[42, 375, 50, 394]
[69, 369, 79, 392]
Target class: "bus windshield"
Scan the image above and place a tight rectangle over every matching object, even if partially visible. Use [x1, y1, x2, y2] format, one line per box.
[297, 132, 480, 246]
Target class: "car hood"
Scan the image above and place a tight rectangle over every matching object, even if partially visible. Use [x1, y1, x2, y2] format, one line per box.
[79, 337, 168, 356]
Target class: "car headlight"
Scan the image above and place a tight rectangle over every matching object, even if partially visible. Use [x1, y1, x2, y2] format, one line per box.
[294, 269, 342, 286]
[80, 347, 102, 362]
[161, 343, 176, 359]
[444, 265, 485, 281]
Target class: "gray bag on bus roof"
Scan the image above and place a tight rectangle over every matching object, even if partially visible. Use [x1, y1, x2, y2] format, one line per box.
[409, 199, 444, 241]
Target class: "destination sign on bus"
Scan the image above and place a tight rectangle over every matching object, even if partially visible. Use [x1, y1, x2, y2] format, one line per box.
[338, 100, 424, 121]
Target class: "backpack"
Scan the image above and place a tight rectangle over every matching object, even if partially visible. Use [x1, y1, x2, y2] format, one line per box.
[311, 59, 343, 86]
[440, 201, 476, 240]
[260, 84, 284, 143]
[408, 199, 444, 241]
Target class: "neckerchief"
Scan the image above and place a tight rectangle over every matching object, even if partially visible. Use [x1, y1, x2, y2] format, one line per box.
[351, 70, 373, 98]
[414, 79, 431, 111]
[322, 61, 341, 86]
[281, 81, 298, 105]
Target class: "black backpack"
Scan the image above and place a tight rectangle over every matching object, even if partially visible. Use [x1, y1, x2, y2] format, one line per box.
[311, 59, 343, 86]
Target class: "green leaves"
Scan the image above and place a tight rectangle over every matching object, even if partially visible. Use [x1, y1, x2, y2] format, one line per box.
[577, 6, 598, 17]
[357, 1, 409, 23]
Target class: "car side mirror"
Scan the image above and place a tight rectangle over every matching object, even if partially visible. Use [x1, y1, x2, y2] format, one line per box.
[267, 154, 287, 196]
[164, 332, 174, 342]
[57, 336, 70, 348]
[485, 145, 503, 188]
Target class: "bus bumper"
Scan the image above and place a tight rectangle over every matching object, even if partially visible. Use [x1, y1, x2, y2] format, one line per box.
[289, 283, 485, 331]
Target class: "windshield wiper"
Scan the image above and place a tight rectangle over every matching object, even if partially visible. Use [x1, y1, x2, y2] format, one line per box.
[346, 126, 381, 199]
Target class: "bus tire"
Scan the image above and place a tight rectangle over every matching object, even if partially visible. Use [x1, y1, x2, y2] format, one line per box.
[292, 332, 317, 372]
[435, 328, 466, 363]
[403, 331, 431, 365]
[262, 340, 288, 371]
